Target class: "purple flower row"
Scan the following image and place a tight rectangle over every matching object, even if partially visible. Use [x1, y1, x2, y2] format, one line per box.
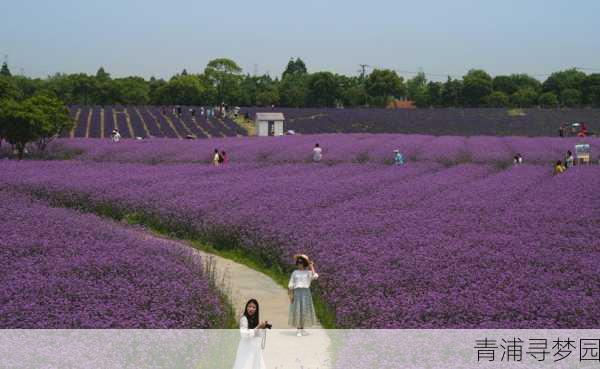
[0, 190, 224, 328]
[40, 134, 598, 165]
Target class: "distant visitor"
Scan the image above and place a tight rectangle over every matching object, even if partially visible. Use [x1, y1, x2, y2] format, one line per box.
[111, 128, 121, 143]
[394, 149, 404, 165]
[313, 143, 322, 162]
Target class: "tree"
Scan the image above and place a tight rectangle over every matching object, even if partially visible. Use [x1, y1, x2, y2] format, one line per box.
[70, 73, 96, 105]
[542, 68, 586, 97]
[154, 75, 204, 105]
[582, 74, 600, 107]
[538, 92, 559, 108]
[0, 75, 22, 100]
[338, 76, 367, 107]
[113, 77, 150, 105]
[148, 77, 167, 105]
[0, 95, 72, 158]
[365, 69, 405, 107]
[561, 88, 582, 107]
[0, 62, 11, 77]
[440, 77, 463, 107]
[462, 69, 492, 107]
[282, 58, 307, 79]
[28, 94, 73, 151]
[426, 81, 443, 107]
[510, 88, 538, 108]
[12, 76, 44, 99]
[279, 73, 308, 107]
[486, 91, 509, 107]
[492, 75, 517, 95]
[406, 72, 427, 100]
[95, 67, 110, 81]
[306, 72, 340, 107]
[511, 74, 541, 92]
[204, 58, 243, 104]
[406, 72, 429, 107]
[0, 99, 38, 159]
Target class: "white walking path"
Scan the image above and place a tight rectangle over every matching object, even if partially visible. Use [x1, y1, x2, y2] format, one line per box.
[139, 230, 333, 369]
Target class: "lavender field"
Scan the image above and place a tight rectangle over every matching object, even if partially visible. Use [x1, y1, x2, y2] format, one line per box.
[0, 190, 225, 328]
[2, 134, 599, 328]
[25, 134, 600, 165]
[241, 107, 600, 136]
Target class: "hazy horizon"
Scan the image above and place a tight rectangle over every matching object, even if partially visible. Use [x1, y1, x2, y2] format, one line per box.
[2, 0, 599, 81]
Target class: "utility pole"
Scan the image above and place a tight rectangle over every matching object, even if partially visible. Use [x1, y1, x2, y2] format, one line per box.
[359, 64, 369, 81]
[358, 64, 371, 107]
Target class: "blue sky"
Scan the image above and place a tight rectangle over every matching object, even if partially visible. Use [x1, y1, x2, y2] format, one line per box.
[1, 0, 599, 81]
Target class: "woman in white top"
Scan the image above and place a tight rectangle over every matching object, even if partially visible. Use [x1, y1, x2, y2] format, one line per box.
[288, 254, 319, 336]
[312, 143, 322, 162]
[212, 149, 221, 166]
[111, 129, 121, 143]
[232, 299, 268, 369]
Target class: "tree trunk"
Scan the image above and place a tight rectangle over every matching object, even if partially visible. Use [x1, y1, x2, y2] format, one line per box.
[16, 143, 24, 160]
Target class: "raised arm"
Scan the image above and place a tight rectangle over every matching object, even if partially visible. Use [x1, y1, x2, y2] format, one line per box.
[309, 261, 319, 279]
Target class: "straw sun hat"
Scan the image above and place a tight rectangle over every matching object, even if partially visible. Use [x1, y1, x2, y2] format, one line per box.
[293, 254, 312, 264]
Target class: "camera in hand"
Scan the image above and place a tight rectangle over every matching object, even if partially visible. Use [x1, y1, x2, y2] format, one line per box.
[264, 322, 272, 329]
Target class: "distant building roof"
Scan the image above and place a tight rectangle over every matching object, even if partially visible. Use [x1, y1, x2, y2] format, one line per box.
[255, 112, 285, 121]
[387, 99, 416, 109]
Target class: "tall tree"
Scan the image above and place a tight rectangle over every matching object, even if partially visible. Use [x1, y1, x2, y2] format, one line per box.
[27, 94, 73, 151]
[154, 75, 204, 105]
[0, 62, 11, 77]
[306, 72, 340, 107]
[426, 81, 443, 107]
[279, 73, 308, 107]
[582, 74, 600, 107]
[204, 58, 243, 104]
[542, 68, 586, 98]
[282, 58, 307, 79]
[462, 69, 492, 107]
[440, 77, 463, 107]
[95, 67, 111, 81]
[114, 77, 150, 105]
[0, 75, 22, 100]
[365, 69, 405, 107]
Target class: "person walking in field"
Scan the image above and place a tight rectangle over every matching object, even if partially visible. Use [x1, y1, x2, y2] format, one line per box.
[212, 149, 221, 166]
[111, 128, 121, 143]
[565, 150, 574, 169]
[312, 143, 322, 162]
[220, 150, 228, 165]
[394, 149, 404, 165]
[232, 299, 268, 369]
[288, 254, 319, 336]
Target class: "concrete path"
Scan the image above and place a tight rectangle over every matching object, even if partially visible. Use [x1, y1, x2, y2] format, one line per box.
[138, 230, 332, 369]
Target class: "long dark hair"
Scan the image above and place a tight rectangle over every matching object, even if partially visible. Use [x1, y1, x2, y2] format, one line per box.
[242, 299, 259, 329]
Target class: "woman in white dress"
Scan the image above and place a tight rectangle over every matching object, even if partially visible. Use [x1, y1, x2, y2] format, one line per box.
[232, 299, 268, 369]
[288, 254, 319, 336]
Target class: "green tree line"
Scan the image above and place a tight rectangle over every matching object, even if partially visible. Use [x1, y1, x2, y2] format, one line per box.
[1, 59, 600, 108]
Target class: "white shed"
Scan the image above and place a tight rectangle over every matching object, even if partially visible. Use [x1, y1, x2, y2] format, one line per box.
[255, 112, 285, 136]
